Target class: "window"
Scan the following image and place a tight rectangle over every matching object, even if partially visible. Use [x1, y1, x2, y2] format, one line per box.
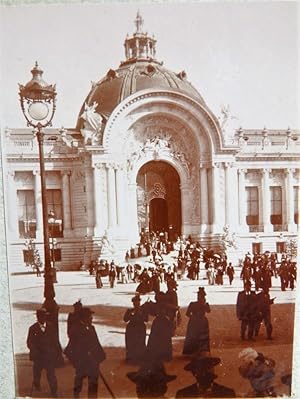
[294, 186, 299, 224]
[17, 190, 36, 238]
[252, 242, 262, 255]
[270, 186, 282, 225]
[47, 189, 63, 237]
[246, 187, 259, 225]
[276, 242, 286, 253]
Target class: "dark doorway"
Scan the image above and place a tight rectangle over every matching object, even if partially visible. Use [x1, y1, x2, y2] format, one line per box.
[136, 161, 181, 237]
[149, 198, 168, 233]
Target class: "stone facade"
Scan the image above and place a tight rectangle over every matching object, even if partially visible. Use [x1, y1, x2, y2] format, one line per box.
[2, 14, 299, 271]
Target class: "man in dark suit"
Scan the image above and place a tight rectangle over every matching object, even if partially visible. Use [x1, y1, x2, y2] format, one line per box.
[27, 308, 61, 398]
[67, 299, 83, 338]
[175, 356, 235, 398]
[64, 307, 106, 398]
[236, 280, 258, 341]
[254, 287, 274, 339]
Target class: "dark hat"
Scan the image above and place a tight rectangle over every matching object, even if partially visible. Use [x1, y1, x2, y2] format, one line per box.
[73, 299, 82, 309]
[127, 362, 176, 385]
[36, 308, 48, 317]
[79, 307, 94, 319]
[184, 356, 221, 372]
[198, 287, 207, 297]
[132, 294, 141, 303]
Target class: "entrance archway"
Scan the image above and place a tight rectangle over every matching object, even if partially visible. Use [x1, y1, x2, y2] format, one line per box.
[136, 161, 182, 239]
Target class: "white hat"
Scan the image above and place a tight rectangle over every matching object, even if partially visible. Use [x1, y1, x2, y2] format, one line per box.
[238, 348, 258, 363]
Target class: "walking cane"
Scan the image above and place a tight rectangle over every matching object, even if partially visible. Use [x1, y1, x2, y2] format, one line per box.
[99, 370, 116, 399]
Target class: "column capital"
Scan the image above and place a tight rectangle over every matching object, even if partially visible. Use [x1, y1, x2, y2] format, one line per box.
[224, 161, 234, 168]
[94, 162, 106, 171]
[7, 170, 15, 178]
[60, 170, 71, 177]
[285, 168, 296, 177]
[262, 168, 271, 176]
[106, 162, 118, 170]
[199, 161, 209, 169]
[33, 169, 40, 176]
[238, 168, 247, 175]
[211, 161, 222, 168]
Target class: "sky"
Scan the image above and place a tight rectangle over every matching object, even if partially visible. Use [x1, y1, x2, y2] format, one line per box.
[0, 1, 299, 130]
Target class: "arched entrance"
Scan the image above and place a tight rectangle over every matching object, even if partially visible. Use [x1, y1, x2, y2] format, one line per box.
[136, 161, 182, 240]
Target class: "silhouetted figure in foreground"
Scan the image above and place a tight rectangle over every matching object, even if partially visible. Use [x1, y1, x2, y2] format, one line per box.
[27, 308, 62, 398]
[183, 287, 211, 356]
[238, 348, 276, 397]
[123, 294, 148, 364]
[146, 292, 173, 362]
[127, 360, 176, 398]
[67, 300, 83, 338]
[64, 307, 106, 398]
[176, 355, 236, 398]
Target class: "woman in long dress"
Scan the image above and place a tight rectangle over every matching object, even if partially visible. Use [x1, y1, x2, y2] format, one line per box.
[124, 294, 148, 364]
[146, 292, 173, 362]
[182, 287, 211, 356]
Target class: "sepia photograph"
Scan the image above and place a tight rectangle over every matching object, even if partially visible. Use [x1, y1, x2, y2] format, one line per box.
[0, 1, 299, 398]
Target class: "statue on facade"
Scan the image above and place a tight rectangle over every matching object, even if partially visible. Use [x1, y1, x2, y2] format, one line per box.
[221, 225, 237, 250]
[80, 102, 104, 145]
[100, 232, 115, 259]
[219, 104, 239, 145]
[172, 151, 190, 175]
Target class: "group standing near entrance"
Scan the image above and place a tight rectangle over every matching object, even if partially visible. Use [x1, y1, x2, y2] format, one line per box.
[26, 233, 295, 398]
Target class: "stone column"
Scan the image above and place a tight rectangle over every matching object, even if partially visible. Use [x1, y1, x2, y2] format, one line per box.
[6, 171, 18, 239]
[33, 170, 43, 240]
[238, 169, 248, 232]
[262, 169, 272, 233]
[61, 171, 72, 235]
[94, 163, 107, 236]
[285, 168, 296, 232]
[115, 165, 126, 227]
[128, 182, 139, 244]
[107, 163, 117, 229]
[224, 162, 239, 229]
[199, 164, 209, 233]
[210, 163, 222, 233]
[85, 166, 95, 236]
[180, 183, 191, 237]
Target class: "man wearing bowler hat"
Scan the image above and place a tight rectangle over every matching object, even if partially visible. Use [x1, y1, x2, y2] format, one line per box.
[236, 279, 258, 341]
[64, 307, 106, 398]
[176, 356, 236, 398]
[27, 308, 62, 398]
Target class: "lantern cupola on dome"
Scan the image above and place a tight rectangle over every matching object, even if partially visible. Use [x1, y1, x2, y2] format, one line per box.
[122, 11, 159, 66]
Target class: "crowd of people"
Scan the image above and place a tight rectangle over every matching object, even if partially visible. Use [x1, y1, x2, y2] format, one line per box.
[26, 233, 295, 398]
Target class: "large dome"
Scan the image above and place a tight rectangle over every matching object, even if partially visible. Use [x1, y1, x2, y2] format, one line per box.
[76, 12, 207, 131]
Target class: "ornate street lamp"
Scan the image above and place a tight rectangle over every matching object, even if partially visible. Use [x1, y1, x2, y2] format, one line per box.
[19, 62, 59, 334]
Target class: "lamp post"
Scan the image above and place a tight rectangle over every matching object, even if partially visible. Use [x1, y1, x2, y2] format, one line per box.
[19, 62, 59, 335]
[48, 209, 58, 283]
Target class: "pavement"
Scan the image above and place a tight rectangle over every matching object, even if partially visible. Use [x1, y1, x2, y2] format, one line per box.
[9, 252, 297, 398]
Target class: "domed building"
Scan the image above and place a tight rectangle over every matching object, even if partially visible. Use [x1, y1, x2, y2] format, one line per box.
[3, 13, 299, 271]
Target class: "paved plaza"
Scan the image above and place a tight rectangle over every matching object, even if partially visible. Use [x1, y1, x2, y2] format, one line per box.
[10, 255, 296, 398]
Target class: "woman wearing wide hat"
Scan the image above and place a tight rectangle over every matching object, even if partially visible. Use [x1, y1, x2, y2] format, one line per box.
[182, 287, 211, 356]
[123, 294, 148, 364]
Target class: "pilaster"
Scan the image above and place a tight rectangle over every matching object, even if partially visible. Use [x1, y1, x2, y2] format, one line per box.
[262, 168, 272, 233]
[33, 170, 43, 240]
